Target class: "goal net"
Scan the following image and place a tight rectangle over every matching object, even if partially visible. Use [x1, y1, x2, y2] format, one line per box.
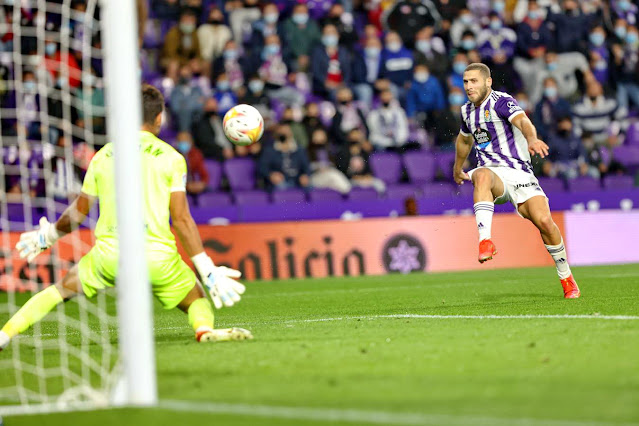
[0, 0, 154, 415]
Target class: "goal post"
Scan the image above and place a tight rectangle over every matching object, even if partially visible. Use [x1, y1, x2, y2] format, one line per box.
[0, 0, 156, 414]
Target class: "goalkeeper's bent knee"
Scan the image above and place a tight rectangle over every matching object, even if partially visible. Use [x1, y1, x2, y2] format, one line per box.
[1, 285, 64, 338]
[188, 297, 214, 331]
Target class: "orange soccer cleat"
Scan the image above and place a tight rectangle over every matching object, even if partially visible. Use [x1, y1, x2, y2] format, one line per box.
[478, 239, 497, 263]
[560, 274, 581, 299]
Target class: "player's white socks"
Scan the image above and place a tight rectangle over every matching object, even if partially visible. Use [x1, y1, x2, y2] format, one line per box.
[473, 202, 494, 241]
[545, 238, 572, 279]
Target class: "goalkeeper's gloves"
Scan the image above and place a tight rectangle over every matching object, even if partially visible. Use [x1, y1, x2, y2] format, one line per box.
[15, 217, 60, 262]
[192, 252, 245, 309]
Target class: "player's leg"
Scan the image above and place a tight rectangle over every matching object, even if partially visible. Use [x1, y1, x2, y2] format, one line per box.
[517, 196, 580, 298]
[469, 168, 506, 263]
[0, 265, 83, 350]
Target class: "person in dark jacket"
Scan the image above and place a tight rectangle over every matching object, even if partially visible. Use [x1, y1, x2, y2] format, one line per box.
[310, 23, 352, 99]
[191, 98, 234, 162]
[385, 0, 441, 49]
[258, 124, 311, 191]
[331, 86, 369, 146]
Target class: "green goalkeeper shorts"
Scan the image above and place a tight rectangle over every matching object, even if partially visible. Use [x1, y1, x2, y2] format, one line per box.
[77, 244, 196, 310]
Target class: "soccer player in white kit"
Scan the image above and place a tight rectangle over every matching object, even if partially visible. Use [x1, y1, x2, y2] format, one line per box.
[453, 63, 580, 299]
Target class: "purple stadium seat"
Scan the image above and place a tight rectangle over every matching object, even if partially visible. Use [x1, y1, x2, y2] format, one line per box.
[203, 160, 223, 191]
[370, 152, 403, 184]
[271, 188, 307, 204]
[625, 122, 639, 147]
[566, 176, 601, 192]
[197, 192, 232, 207]
[403, 151, 436, 183]
[347, 187, 378, 200]
[308, 188, 343, 202]
[603, 174, 635, 190]
[223, 157, 257, 191]
[420, 182, 455, 198]
[233, 190, 269, 205]
[384, 184, 419, 200]
[538, 177, 565, 193]
[613, 145, 639, 173]
[434, 151, 456, 179]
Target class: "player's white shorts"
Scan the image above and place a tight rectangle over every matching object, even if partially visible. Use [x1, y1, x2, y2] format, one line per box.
[468, 166, 547, 213]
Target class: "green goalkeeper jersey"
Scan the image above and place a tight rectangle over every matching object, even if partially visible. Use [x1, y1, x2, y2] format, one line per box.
[81, 130, 187, 259]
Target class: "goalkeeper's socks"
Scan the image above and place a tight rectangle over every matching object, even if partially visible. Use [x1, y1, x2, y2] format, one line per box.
[1, 285, 63, 338]
[545, 238, 572, 279]
[188, 297, 214, 333]
[473, 202, 494, 241]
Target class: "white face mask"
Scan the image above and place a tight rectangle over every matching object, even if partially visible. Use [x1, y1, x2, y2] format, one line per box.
[414, 72, 429, 83]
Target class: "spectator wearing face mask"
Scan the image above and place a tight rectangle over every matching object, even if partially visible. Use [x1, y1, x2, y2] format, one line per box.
[331, 86, 369, 146]
[529, 50, 590, 105]
[307, 128, 352, 194]
[384, 0, 441, 49]
[43, 23, 82, 89]
[321, 2, 359, 51]
[612, 0, 638, 27]
[197, 7, 232, 64]
[367, 89, 411, 152]
[611, 25, 639, 114]
[175, 131, 209, 196]
[227, 0, 262, 47]
[379, 31, 414, 101]
[358, 36, 383, 86]
[212, 72, 238, 117]
[258, 124, 311, 191]
[259, 34, 305, 107]
[477, 12, 517, 92]
[450, 8, 481, 48]
[239, 75, 273, 125]
[533, 77, 572, 141]
[212, 40, 248, 92]
[546, 0, 596, 54]
[249, 2, 285, 57]
[282, 3, 321, 64]
[406, 64, 446, 129]
[76, 69, 106, 135]
[169, 63, 205, 132]
[572, 79, 625, 145]
[310, 24, 352, 99]
[160, 9, 202, 81]
[447, 52, 469, 94]
[191, 98, 234, 162]
[513, 1, 553, 95]
[413, 26, 448, 82]
[544, 116, 588, 181]
[336, 128, 386, 194]
[586, 24, 613, 89]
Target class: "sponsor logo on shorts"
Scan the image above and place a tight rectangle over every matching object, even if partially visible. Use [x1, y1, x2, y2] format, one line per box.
[514, 182, 539, 190]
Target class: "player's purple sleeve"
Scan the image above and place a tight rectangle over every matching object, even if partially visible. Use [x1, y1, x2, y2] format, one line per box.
[459, 108, 470, 135]
[494, 96, 525, 122]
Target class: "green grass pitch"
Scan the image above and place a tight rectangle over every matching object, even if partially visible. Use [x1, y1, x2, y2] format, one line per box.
[2, 264, 639, 425]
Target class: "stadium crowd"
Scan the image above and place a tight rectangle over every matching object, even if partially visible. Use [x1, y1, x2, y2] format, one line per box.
[1, 0, 639, 207]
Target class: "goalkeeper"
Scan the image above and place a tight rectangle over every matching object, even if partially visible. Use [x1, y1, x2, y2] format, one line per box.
[0, 84, 251, 350]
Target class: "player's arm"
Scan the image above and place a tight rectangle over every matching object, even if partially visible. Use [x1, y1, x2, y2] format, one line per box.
[453, 132, 473, 185]
[169, 190, 245, 309]
[510, 111, 549, 158]
[16, 192, 97, 262]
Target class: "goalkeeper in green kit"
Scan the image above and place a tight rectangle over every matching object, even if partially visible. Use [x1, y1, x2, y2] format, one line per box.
[0, 84, 252, 351]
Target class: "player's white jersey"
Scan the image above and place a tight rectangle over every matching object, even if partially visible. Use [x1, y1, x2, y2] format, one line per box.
[459, 90, 533, 173]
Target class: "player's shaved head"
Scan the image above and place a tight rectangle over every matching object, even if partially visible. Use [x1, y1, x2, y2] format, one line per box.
[141, 84, 164, 127]
[465, 63, 491, 79]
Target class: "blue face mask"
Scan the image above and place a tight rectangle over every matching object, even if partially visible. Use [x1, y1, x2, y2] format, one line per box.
[544, 87, 558, 99]
[224, 49, 238, 60]
[45, 42, 57, 56]
[490, 20, 502, 30]
[461, 39, 476, 50]
[416, 40, 430, 52]
[615, 26, 627, 39]
[322, 35, 339, 47]
[264, 13, 278, 24]
[23, 81, 36, 93]
[453, 61, 467, 75]
[449, 93, 465, 105]
[177, 141, 191, 154]
[528, 10, 540, 20]
[263, 44, 280, 57]
[249, 80, 264, 93]
[518, 100, 529, 110]
[547, 61, 558, 71]
[365, 47, 380, 57]
[618, 0, 631, 11]
[589, 33, 605, 46]
[627, 33, 639, 44]
[292, 13, 309, 25]
[217, 81, 230, 91]
[493, 1, 505, 13]
[460, 14, 473, 25]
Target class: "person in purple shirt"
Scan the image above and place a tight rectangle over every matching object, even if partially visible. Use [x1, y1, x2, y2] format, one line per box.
[587, 24, 612, 89]
[533, 76, 572, 141]
[477, 12, 518, 93]
[453, 62, 580, 299]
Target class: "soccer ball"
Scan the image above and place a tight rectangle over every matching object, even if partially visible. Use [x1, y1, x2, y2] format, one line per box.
[222, 104, 264, 146]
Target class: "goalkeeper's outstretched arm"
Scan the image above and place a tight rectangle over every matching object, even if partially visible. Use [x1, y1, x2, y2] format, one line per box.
[16, 192, 96, 262]
[170, 191, 245, 309]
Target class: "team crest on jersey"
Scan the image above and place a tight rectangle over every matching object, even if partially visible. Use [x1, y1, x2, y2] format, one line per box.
[484, 109, 491, 122]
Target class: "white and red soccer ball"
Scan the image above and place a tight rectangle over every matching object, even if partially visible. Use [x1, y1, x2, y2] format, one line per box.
[222, 104, 264, 146]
